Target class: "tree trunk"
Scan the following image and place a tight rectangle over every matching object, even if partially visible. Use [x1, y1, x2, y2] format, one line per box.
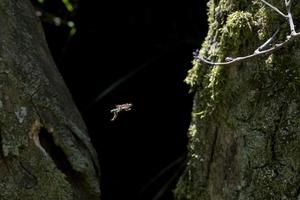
[175, 0, 300, 199]
[0, 1, 100, 199]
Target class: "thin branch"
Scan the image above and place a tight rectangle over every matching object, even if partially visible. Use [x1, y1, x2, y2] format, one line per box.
[194, 0, 300, 66]
[195, 33, 300, 65]
[255, 28, 280, 53]
[286, 0, 296, 34]
[261, 0, 287, 18]
[287, 12, 296, 34]
[285, 0, 291, 7]
[85, 55, 160, 110]
[139, 156, 185, 195]
[85, 43, 182, 110]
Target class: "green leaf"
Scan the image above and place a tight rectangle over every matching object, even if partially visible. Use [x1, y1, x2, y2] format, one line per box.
[69, 27, 77, 37]
[62, 0, 74, 12]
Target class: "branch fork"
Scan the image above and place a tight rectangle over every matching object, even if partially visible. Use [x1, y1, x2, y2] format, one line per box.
[195, 0, 300, 65]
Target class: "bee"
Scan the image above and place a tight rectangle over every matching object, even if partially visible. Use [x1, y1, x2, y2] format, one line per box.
[110, 103, 133, 121]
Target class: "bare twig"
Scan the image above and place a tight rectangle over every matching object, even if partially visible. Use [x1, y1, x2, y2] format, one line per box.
[195, 37, 288, 65]
[254, 27, 280, 53]
[285, 0, 296, 34]
[261, 0, 287, 18]
[195, 0, 299, 66]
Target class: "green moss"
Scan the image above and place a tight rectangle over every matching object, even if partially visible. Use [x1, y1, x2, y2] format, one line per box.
[0, 154, 73, 200]
[184, 60, 202, 88]
[192, 65, 227, 119]
[177, 0, 300, 199]
[185, 9, 259, 114]
[220, 11, 254, 56]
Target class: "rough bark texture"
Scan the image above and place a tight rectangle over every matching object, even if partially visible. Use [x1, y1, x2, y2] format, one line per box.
[175, 0, 300, 199]
[0, 1, 100, 199]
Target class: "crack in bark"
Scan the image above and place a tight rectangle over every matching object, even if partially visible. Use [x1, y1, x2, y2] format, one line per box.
[270, 133, 276, 163]
[0, 0, 100, 198]
[29, 97, 101, 195]
[38, 127, 91, 198]
[270, 103, 286, 164]
[66, 120, 100, 174]
[29, 119, 48, 157]
[206, 126, 218, 183]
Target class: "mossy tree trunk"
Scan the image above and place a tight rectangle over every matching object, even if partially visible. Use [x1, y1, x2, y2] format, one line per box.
[175, 0, 300, 199]
[0, 1, 100, 199]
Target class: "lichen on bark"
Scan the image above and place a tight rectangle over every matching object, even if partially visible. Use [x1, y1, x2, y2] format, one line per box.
[175, 0, 300, 199]
[0, 1, 100, 199]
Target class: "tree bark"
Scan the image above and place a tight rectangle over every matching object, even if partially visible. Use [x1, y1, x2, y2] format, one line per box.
[175, 0, 300, 199]
[0, 1, 100, 199]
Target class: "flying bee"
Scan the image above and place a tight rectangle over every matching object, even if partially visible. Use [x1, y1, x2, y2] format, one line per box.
[110, 103, 133, 121]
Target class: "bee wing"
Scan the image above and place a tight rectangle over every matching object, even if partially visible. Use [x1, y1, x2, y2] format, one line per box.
[111, 112, 118, 121]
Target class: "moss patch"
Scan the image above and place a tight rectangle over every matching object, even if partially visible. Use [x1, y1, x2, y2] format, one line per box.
[176, 0, 300, 199]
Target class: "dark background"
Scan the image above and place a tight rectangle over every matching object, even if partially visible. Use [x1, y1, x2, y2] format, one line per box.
[34, 0, 208, 199]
